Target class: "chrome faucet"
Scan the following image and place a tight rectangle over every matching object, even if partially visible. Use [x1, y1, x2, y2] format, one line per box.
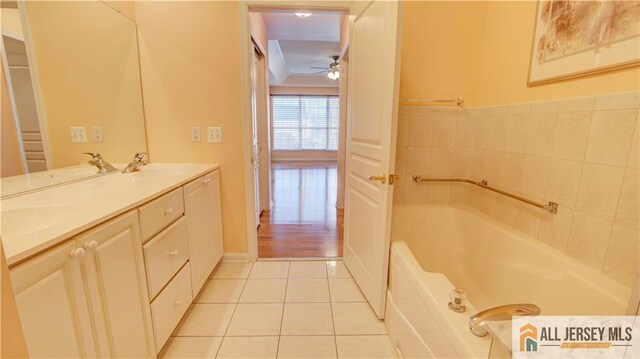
[84, 152, 118, 174]
[468, 303, 541, 337]
[122, 152, 148, 173]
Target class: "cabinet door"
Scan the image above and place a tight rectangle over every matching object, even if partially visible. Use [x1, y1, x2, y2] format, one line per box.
[10, 241, 96, 358]
[76, 210, 155, 358]
[204, 170, 223, 267]
[184, 177, 213, 295]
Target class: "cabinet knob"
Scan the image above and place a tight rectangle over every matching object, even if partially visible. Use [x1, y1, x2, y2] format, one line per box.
[169, 250, 179, 257]
[69, 248, 85, 259]
[84, 241, 98, 250]
[174, 299, 183, 306]
[164, 208, 173, 215]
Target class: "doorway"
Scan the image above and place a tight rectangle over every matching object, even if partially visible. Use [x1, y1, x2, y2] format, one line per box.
[248, 9, 348, 259]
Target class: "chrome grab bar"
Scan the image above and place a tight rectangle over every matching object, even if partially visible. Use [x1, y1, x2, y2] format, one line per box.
[411, 175, 558, 214]
[468, 303, 541, 337]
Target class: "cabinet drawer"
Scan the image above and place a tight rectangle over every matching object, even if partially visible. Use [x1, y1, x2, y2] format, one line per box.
[143, 217, 189, 299]
[150, 264, 192, 354]
[138, 187, 184, 241]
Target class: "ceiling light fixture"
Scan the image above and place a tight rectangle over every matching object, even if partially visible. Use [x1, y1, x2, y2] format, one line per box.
[295, 12, 312, 18]
[327, 57, 340, 80]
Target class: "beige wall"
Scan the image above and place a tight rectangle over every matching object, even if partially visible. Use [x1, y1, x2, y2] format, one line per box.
[1, 58, 24, 177]
[400, 1, 640, 107]
[135, 1, 248, 253]
[101, 0, 136, 21]
[24, 1, 147, 168]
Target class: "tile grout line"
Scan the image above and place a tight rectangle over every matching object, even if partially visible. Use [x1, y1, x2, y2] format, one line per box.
[275, 261, 291, 358]
[326, 261, 340, 358]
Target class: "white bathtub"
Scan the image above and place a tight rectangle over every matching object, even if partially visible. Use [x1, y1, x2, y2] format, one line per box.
[385, 204, 631, 358]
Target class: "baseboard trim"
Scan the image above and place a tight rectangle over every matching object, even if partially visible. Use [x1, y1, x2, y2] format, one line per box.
[222, 253, 250, 262]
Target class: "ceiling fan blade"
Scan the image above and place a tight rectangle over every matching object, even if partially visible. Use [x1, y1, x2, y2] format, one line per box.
[310, 66, 329, 70]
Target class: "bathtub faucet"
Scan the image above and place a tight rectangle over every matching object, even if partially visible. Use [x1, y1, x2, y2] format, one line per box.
[468, 303, 541, 337]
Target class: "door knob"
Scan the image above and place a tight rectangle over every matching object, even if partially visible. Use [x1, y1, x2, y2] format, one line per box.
[368, 173, 386, 184]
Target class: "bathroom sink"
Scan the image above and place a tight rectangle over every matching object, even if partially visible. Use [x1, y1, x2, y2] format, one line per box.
[125, 165, 196, 178]
[1, 205, 81, 238]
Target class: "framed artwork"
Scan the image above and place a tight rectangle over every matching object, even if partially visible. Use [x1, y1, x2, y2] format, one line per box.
[528, 1, 640, 86]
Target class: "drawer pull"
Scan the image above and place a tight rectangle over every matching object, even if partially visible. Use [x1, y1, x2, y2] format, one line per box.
[174, 299, 184, 306]
[203, 178, 212, 184]
[169, 250, 179, 257]
[164, 208, 174, 215]
[69, 248, 85, 259]
[84, 241, 98, 251]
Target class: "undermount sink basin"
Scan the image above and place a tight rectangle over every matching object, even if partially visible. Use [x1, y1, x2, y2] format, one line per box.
[1, 205, 81, 238]
[126, 165, 193, 177]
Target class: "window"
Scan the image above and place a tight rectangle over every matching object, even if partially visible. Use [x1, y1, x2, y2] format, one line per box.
[272, 95, 339, 151]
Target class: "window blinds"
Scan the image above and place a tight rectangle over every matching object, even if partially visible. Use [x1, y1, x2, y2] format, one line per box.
[272, 95, 339, 151]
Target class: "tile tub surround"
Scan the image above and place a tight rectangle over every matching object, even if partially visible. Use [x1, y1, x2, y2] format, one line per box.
[161, 260, 398, 359]
[394, 92, 639, 287]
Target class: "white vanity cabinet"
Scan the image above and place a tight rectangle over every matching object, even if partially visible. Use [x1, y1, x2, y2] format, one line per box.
[10, 241, 97, 358]
[10, 210, 156, 358]
[184, 170, 223, 296]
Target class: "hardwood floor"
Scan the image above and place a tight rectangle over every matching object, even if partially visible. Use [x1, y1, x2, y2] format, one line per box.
[258, 162, 343, 258]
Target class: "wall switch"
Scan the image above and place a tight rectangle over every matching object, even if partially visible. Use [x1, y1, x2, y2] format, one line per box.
[92, 126, 103, 142]
[191, 126, 201, 142]
[70, 126, 87, 143]
[207, 127, 222, 143]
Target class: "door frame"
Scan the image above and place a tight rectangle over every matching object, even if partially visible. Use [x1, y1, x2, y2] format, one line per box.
[238, 1, 352, 261]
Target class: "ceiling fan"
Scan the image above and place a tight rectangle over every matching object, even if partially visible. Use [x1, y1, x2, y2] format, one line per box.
[310, 55, 340, 80]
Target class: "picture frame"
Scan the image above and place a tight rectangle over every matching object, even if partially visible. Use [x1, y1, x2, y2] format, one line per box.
[528, 1, 640, 86]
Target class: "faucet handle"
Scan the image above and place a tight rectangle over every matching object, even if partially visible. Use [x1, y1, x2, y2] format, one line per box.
[133, 152, 147, 162]
[84, 152, 102, 159]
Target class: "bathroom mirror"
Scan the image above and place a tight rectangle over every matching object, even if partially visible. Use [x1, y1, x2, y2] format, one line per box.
[0, 1, 147, 196]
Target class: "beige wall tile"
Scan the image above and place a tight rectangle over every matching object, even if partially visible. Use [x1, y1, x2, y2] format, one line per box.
[406, 147, 431, 176]
[628, 111, 639, 169]
[427, 183, 450, 204]
[408, 117, 433, 147]
[575, 163, 625, 221]
[449, 183, 469, 204]
[487, 115, 508, 150]
[594, 92, 640, 111]
[509, 103, 532, 115]
[491, 105, 510, 116]
[603, 224, 639, 287]
[394, 146, 407, 176]
[538, 206, 574, 252]
[614, 169, 639, 230]
[392, 177, 406, 204]
[404, 180, 428, 204]
[455, 116, 475, 147]
[493, 196, 518, 226]
[431, 116, 457, 147]
[585, 109, 637, 166]
[531, 100, 560, 114]
[520, 155, 550, 200]
[412, 107, 431, 117]
[500, 153, 525, 192]
[429, 148, 455, 176]
[453, 148, 473, 177]
[505, 114, 530, 153]
[484, 150, 505, 186]
[514, 202, 542, 238]
[552, 112, 592, 161]
[545, 159, 582, 208]
[558, 96, 595, 112]
[526, 113, 557, 157]
[396, 116, 409, 146]
[474, 116, 490, 148]
[567, 211, 612, 270]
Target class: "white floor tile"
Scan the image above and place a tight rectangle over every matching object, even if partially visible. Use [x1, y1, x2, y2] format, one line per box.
[212, 262, 253, 279]
[335, 335, 397, 358]
[175, 304, 235, 336]
[249, 262, 290, 279]
[198, 279, 245, 303]
[289, 261, 328, 278]
[281, 303, 334, 336]
[217, 336, 278, 359]
[328, 278, 366, 302]
[226, 303, 283, 336]
[326, 261, 352, 278]
[286, 279, 330, 302]
[160, 336, 222, 358]
[240, 279, 287, 303]
[277, 336, 337, 359]
[332, 303, 388, 335]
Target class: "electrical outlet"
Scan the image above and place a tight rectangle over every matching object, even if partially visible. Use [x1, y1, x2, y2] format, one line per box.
[191, 127, 201, 142]
[207, 127, 222, 143]
[70, 126, 87, 143]
[92, 126, 103, 142]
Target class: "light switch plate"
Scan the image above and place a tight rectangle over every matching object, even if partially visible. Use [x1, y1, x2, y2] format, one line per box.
[207, 127, 222, 143]
[92, 126, 103, 142]
[191, 126, 201, 142]
[70, 126, 87, 143]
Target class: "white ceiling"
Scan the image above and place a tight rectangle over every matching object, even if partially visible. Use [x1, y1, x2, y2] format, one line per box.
[260, 12, 342, 86]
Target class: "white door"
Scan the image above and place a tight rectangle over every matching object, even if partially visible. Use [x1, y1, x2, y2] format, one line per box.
[10, 241, 96, 358]
[343, 0, 403, 319]
[250, 47, 261, 225]
[76, 210, 155, 358]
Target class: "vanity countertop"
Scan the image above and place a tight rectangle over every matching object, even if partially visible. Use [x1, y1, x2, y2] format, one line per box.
[0, 163, 218, 266]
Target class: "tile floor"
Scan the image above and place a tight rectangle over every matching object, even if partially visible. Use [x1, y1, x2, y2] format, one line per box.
[160, 261, 398, 359]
